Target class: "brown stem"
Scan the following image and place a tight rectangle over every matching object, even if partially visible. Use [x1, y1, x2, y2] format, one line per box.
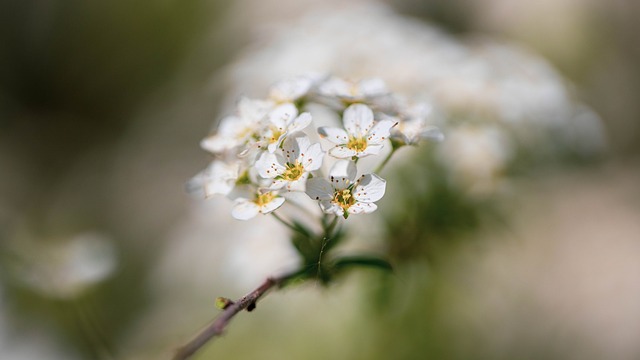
[172, 273, 298, 360]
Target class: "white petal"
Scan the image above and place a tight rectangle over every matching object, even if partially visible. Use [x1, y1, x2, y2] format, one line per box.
[259, 196, 285, 214]
[305, 178, 334, 201]
[269, 76, 313, 102]
[268, 103, 298, 128]
[329, 160, 357, 182]
[343, 104, 374, 137]
[237, 97, 274, 121]
[288, 112, 312, 133]
[255, 152, 285, 178]
[353, 174, 386, 202]
[202, 160, 239, 197]
[319, 200, 344, 217]
[358, 144, 384, 157]
[268, 179, 288, 190]
[231, 199, 260, 220]
[301, 143, 324, 171]
[318, 77, 352, 98]
[282, 132, 309, 163]
[318, 127, 349, 144]
[358, 78, 387, 97]
[286, 172, 309, 192]
[329, 146, 357, 159]
[367, 120, 397, 145]
[348, 202, 378, 214]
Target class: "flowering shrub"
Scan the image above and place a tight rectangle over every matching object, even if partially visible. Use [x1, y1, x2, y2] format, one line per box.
[177, 75, 442, 359]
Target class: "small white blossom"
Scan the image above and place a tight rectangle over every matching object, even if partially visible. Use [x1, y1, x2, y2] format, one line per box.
[318, 77, 389, 104]
[318, 103, 396, 159]
[256, 132, 324, 191]
[258, 103, 313, 153]
[201, 98, 274, 154]
[390, 102, 444, 146]
[231, 190, 285, 220]
[197, 159, 241, 197]
[268, 74, 322, 104]
[305, 160, 386, 219]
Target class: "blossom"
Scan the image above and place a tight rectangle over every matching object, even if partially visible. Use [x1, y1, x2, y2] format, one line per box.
[257, 103, 313, 153]
[193, 159, 241, 197]
[231, 190, 285, 220]
[255, 132, 324, 191]
[201, 97, 274, 154]
[306, 160, 386, 219]
[318, 103, 396, 159]
[390, 102, 444, 146]
[268, 74, 323, 104]
[318, 76, 389, 105]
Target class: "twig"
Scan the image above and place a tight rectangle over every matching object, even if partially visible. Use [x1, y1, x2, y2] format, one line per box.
[173, 272, 300, 360]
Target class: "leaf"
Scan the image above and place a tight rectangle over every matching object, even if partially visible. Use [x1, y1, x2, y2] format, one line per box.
[333, 255, 393, 273]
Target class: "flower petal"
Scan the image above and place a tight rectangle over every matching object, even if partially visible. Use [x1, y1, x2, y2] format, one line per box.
[343, 104, 374, 138]
[286, 172, 309, 192]
[305, 178, 334, 200]
[353, 174, 386, 202]
[288, 112, 313, 133]
[318, 127, 349, 144]
[319, 200, 344, 217]
[358, 144, 384, 157]
[268, 103, 298, 128]
[367, 120, 397, 145]
[300, 143, 324, 171]
[358, 78, 387, 97]
[329, 160, 357, 182]
[255, 152, 286, 179]
[348, 202, 378, 214]
[259, 196, 285, 214]
[231, 199, 260, 220]
[329, 146, 357, 159]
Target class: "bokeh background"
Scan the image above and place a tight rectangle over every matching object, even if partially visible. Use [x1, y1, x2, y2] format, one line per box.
[1, 0, 639, 359]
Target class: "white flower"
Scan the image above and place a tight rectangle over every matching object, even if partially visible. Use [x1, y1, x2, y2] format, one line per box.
[268, 74, 322, 103]
[188, 159, 241, 198]
[201, 97, 274, 154]
[318, 76, 389, 104]
[255, 132, 324, 191]
[231, 190, 285, 220]
[305, 160, 386, 219]
[390, 102, 444, 146]
[257, 103, 313, 153]
[318, 103, 396, 159]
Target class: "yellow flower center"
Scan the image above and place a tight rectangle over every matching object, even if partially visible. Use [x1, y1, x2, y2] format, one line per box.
[269, 125, 283, 144]
[347, 137, 367, 152]
[255, 192, 277, 207]
[282, 162, 304, 181]
[333, 188, 355, 211]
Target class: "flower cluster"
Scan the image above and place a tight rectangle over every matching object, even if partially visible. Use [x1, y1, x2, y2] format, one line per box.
[191, 75, 442, 220]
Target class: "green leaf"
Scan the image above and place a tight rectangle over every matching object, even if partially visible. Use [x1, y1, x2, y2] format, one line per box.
[333, 255, 393, 273]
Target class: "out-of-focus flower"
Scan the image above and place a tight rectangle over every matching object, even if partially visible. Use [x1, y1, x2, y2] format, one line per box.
[8, 232, 117, 300]
[317, 76, 389, 106]
[319, 104, 397, 159]
[256, 132, 324, 191]
[201, 97, 273, 154]
[268, 74, 323, 104]
[389, 101, 444, 146]
[306, 160, 386, 219]
[438, 124, 511, 195]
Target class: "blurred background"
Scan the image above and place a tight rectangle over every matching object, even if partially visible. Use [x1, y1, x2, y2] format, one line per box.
[0, 0, 639, 359]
